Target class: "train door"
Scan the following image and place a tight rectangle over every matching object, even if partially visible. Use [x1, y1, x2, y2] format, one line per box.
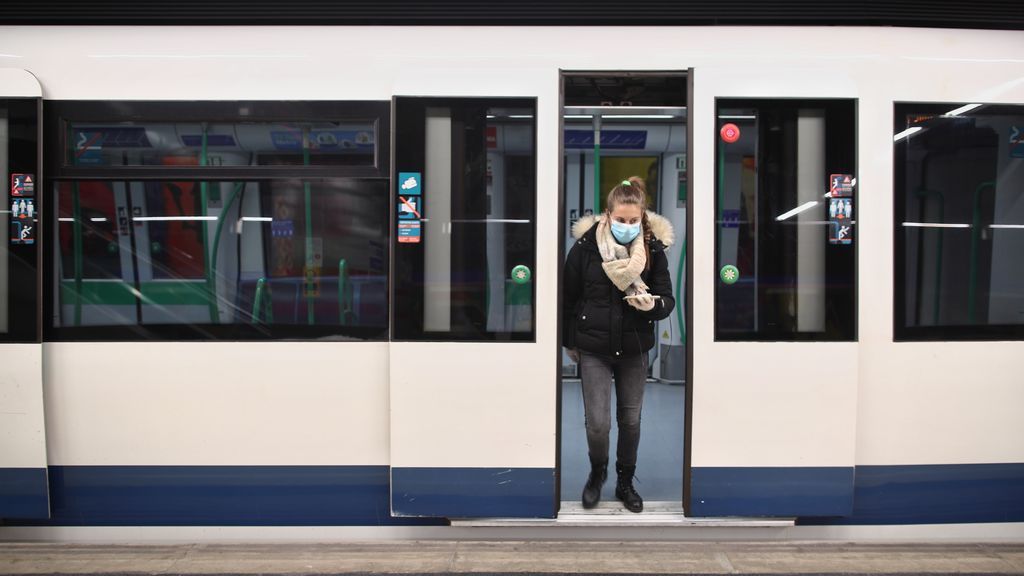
[388, 95, 556, 518]
[0, 70, 48, 519]
[688, 67, 859, 516]
[559, 72, 690, 514]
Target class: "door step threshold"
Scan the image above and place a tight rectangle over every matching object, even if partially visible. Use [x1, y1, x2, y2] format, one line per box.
[450, 501, 794, 527]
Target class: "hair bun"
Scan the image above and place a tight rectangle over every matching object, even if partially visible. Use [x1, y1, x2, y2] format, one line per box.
[627, 176, 647, 195]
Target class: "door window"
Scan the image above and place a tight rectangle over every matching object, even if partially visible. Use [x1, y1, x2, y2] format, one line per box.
[714, 99, 857, 341]
[1, 98, 40, 343]
[392, 98, 536, 341]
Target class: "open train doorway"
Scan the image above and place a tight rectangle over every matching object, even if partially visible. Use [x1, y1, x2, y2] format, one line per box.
[558, 72, 690, 516]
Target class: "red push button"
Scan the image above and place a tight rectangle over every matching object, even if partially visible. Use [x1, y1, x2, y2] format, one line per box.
[720, 123, 741, 143]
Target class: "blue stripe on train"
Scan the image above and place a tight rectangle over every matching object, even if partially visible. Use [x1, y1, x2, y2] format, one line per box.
[3, 466, 441, 526]
[690, 467, 855, 517]
[2, 463, 1022, 525]
[0, 468, 49, 519]
[800, 463, 1024, 525]
[391, 467, 556, 518]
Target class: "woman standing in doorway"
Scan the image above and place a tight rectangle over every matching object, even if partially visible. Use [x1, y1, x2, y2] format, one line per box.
[563, 176, 675, 513]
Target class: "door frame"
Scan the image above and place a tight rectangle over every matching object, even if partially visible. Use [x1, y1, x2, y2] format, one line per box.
[555, 69, 694, 515]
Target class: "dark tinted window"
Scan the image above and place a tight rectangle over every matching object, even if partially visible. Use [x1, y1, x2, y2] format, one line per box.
[392, 98, 536, 341]
[715, 99, 857, 341]
[895, 103, 1024, 340]
[1, 98, 41, 343]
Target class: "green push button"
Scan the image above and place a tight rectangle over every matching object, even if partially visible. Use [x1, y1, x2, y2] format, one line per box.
[511, 265, 531, 284]
[720, 265, 739, 285]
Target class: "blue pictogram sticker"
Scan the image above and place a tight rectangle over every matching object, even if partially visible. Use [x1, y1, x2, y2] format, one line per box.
[398, 172, 421, 196]
[1010, 126, 1024, 158]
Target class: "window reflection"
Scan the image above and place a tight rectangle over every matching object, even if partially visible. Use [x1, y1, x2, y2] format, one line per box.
[53, 179, 388, 336]
[896, 103, 1024, 338]
[715, 99, 857, 341]
[393, 99, 536, 341]
[68, 122, 376, 167]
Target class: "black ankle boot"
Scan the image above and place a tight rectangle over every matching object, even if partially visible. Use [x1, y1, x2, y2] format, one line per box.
[581, 460, 607, 509]
[615, 463, 643, 513]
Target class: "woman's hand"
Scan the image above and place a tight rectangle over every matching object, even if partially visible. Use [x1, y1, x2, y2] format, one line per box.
[565, 347, 580, 363]
[627, 293, 656, 312]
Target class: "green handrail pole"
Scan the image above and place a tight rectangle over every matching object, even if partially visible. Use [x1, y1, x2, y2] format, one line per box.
[265, 281, 274, 324]
[593, 115, 601, 213]
[252, 277, 266, 323]
[200, 123, 218, 323]
[72, 181, 83, 326]
[209, 182, 245, 324]
[338, 258, 348, 326]
[303, 127, 315, 325]
[251, 277, 274, 324]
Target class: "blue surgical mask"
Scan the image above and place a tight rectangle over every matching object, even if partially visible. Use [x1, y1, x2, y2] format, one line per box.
[610, 220, 641, 244]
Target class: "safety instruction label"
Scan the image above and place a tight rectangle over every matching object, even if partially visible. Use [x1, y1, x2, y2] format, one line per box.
[829, 198, 853, 245]
[10, 197, 36, 245]
[11, 174, 34, 197]
[829, 173, 854, 197]
[398, 222, 421, 243]
[397, 172, 422, 244]
[828, 173, 854, 245]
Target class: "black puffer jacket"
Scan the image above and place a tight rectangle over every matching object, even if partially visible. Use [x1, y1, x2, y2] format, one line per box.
[563, 212, 676, 357]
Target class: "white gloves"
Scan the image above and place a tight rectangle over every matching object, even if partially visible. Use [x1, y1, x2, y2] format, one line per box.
[627, 293, 656, 312]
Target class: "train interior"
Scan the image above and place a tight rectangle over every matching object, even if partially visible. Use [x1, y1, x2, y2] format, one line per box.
[559, 75, 688, 511]
[52, 121, 387, 333]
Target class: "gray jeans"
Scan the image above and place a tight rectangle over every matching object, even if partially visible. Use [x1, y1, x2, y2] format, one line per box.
[579, 350, 647, 467]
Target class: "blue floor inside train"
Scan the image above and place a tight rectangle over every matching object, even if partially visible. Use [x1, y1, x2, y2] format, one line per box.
[560, 378, 686, 503]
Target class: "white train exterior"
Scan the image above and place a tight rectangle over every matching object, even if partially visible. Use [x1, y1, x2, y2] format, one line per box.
[0, 25, 1022, 535]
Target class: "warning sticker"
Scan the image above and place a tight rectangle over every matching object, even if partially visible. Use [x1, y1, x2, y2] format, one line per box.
[11, 173, 34, 197]
[397, 172, 423, 244]
[398, 222, 421, 243]
[829, 174, 854, 197]
[10, 197, 36, 245]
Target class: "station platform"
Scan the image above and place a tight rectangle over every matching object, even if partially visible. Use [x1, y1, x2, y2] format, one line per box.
[2, 541, 1024, 575]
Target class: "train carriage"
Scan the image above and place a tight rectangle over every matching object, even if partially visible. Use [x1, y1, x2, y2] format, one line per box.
[0, 11, 1022, 537]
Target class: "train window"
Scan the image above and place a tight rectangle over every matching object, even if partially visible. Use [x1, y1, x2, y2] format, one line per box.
[715, 99, 857, 341]
[51, 179, 388, 337]
[66, 121, 376, 168]
[392, 98, 536, 341]
[894, 103, 1024, 341]
[45, 101, 390, 341]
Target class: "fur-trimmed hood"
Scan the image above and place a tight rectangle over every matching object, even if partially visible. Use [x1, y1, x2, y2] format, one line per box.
[571, 211, 675, 248]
